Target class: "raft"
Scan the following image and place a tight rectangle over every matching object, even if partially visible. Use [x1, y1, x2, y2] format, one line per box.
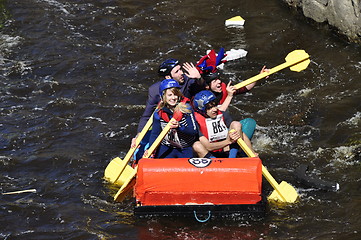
[133, 157, 266, 220]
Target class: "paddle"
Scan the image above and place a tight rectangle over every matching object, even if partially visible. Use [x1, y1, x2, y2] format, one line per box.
[233, 49, 310, 90]
[295, 164, 339, 191]
[104, 112, 154, 185]
[230, 129, 299, 203]
[113, 110, 183, 202]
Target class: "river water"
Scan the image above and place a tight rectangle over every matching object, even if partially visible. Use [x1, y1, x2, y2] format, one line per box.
[0, 0, 360, 239]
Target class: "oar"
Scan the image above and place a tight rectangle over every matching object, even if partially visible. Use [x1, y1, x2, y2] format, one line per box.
[2, 189, 36, 195]
[234, 49, 310, 90]
[295, 164, 339, 191]
[104, 112, 154, 185]
[113, 110, 183, 202]
[230, 129, 299, 203]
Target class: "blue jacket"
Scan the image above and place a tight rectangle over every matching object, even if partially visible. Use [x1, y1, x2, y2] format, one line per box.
[148, 105, 199, 149]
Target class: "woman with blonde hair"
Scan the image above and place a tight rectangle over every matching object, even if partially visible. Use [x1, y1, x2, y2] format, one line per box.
[144, 79, 199, 158]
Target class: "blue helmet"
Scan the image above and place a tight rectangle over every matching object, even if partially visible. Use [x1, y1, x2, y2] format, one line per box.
[158, 58, 179, 77]
[159, 79, 181, 97]
[193, 90, 216, 112]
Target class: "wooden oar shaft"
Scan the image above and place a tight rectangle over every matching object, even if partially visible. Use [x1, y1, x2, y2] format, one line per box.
[143, 119, 173, 158]
[114, 118, 175, 201]
[2, 189, 36, 195]
[105, 112, 154, 183]
[236, 137, 256, 158]
[234, 53, 309, 90]
[123, 114, 154, 160]
[110, 118, 152, 180]
[234, 134, 288, 202]
[261, 165, 287, 201]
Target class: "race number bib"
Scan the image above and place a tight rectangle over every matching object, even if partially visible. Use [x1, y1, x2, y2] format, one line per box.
[205, 114, 228, 142]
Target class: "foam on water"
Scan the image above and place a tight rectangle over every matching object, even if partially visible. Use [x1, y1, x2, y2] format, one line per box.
[0, 35, 32, 76]
[37, 0, 70, 15]
[337, 111, 361, 128]
[298, 88, 313, 97]
[252, 124, 316, 156]
[252, 130, 275, 151]
[0, 35, 22, 51]
[84, 116, 107, 125]
[315, 145, 359, 167]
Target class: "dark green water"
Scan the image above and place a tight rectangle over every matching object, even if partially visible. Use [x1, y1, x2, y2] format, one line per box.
[0, 0, 360, 239]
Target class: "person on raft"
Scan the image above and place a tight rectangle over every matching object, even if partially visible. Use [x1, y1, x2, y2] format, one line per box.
[132, 58, 204, 147]
[192, 90, 257, 158]
[143, 79, 199, 158]
[196, 48, 268, 142]
[200, 70, 257, 111]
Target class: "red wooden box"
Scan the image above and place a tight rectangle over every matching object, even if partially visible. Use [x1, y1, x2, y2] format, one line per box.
[135, 157, 262, 206]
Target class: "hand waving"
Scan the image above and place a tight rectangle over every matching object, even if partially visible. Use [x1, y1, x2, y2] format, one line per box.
[183, 62, 201, 79]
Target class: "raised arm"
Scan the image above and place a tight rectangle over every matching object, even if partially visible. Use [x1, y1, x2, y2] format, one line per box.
[218, 81, 235, 112]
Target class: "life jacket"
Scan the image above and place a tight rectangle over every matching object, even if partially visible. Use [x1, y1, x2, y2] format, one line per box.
[194, 111, 228, 152]
[156, 97, 195, 149]
[219, 82, 228, 105]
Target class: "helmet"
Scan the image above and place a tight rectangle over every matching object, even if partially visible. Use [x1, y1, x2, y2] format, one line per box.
[158, 58, 179, 77]
[202, 71, 220, 84]
[193, 90, 216, 112]
[159, 79, 181, 97]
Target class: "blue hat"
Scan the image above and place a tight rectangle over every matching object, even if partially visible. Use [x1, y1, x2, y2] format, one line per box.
[158, 59, 179, 77]
[193, 90, 216, 112]
[159, 79, 181, 97]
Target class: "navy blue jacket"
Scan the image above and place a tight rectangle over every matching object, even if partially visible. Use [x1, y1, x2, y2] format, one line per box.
[148, 105, 199, 149]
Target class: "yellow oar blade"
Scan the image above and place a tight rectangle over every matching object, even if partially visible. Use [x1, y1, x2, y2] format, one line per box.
[285, 49, 310, 72]
[290, 59, 310, 72]
[116, 165, 138, 186]
[104, 158, 137, 186]
[113, 114, 181, 202]
[268, 181, 299, 203]
[104, 112, 154, 184]
[262, 165, 299, 203]
[104, 157, 128, 184]
[114, 167, 137, 202]
[233, 49, 310, 90]
[230, 129, 299, 203]
[104, 147, 138, 184]
[225, 16, 245, 26]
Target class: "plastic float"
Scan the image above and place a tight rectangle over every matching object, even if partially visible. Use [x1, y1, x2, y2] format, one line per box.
[225, 16, 245, 27]
[132, 157, 266, 220]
